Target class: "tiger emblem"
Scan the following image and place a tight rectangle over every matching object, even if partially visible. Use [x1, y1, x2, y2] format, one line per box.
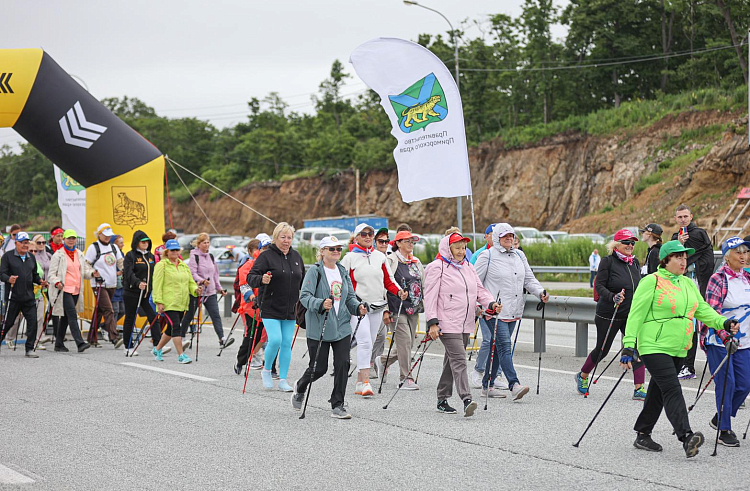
[401, 95, 442, 128]
[114, 191, 147, 228]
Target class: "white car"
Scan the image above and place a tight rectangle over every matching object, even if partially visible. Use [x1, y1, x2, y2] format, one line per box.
[514, 227, 552, 244]
[542, 231, 570, 243]
[293, 227, 351, 248]
[568, 233, 607, 243]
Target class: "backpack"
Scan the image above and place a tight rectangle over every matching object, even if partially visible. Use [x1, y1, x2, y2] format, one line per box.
[294, 265, 324, 329]
[194, 253, 215, 267]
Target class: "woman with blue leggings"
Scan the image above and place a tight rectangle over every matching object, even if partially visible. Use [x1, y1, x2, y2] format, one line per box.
[248, 222, 305, 392]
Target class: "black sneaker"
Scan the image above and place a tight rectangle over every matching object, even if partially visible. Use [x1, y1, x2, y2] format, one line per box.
[634, 433, 663, 452]
[272, 370, 280, 381]
[463, 398, 478, 418]
[710, 413, 718, 430]
[436, 400, 457, 414]
[233, 362, 242, 375]
[222, 337, 235, 349]
[719, 430, 740, 447]
[291, 380, 305, 411]
[78, 342, 91, 353]
[54, 345, 70, 352]
[683, 431, 704, 458]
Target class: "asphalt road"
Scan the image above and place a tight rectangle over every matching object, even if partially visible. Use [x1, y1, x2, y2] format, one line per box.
[1, 316, 747, 490]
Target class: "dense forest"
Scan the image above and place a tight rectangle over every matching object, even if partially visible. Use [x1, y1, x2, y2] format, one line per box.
[1, 0, 748, 229]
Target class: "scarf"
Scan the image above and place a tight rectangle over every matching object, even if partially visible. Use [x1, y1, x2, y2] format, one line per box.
[615, 250, 634, 265]
[50, 242, 64, 253]
[395, 250, 418, 264]
[350, 243, 374, 255]
[436, 253, 465, 269]
[64, 244, 77, 261]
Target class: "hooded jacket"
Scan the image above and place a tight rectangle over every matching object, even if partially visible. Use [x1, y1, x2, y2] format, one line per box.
[299, 261, 361, 342]
[47, 248, 93, 316]
[153, 257, 199, 312]
[248, 244, 305, 320]
[474, 226, 544, 320]
[670, 222, 714, 294]
[623, 267, 725, 357]
[123, 230, 155, 297]
[189, 247, 222, 297]
[423, 236, 495, 334]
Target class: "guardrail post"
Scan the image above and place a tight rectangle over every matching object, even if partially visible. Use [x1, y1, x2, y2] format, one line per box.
[575, 322, 588, 357]
[533, 319, 546, 353]
[224, 293, 232, 319]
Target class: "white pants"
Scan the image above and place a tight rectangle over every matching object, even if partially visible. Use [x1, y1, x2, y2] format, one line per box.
[352, 312, 383, 370]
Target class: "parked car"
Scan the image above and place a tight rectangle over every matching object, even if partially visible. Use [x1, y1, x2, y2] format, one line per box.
[605, 227, 641, 243]
[542, 231, 570, 243]
[177, 233, 229, 256]
[293, 227, 351, 248]
[514, 226, 552, 244]
[568, 233, 607, 243]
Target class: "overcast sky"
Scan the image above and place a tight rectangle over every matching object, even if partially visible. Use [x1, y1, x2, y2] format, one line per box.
[1, 0, 568, 152]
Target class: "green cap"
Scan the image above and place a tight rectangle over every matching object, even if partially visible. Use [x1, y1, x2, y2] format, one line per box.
[62, 229, 77, 239]
[375, 227, 389, 238]
[658, 240, 695, 261]
[140, 236, 150, 242]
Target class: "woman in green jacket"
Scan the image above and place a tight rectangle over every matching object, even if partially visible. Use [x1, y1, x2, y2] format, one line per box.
[291, 236, 366, 419]
[620, 240, 738, 458]
[152, 239, 202, 364]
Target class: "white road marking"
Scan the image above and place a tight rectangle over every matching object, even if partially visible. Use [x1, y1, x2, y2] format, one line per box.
[121, 362, 217, 382]
[0, 463, 34, 484]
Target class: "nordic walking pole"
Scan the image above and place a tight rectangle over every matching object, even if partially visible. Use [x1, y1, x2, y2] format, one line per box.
[692, 359, 709, 403]
[243, 281, 269, 394]
[217, 314, 242, 357]
[34, 289, 62, 351]
[291, 324, 300, 350]
[712, 347, 734, 456]
[345, 314, 365, 377]
[536, 292, 547, 395]
[484, 313, 501, 410]
[379, 297, 404, 393]
[689, 353, 730, 412]
[743, 413, 750, 440]
[0, 287, 14, 353]
[585, 290, 624, 398]
[299, 297, 333, 420]
[414, 336, 429, 384]
[88, 281, 104, 345]
[13, 317, 25, 351]
[383, 338, 434, 410]
[188, 296, 204, 350]
[129, 318, 154, 357]
[125, 292, 144, 356]
[467, 315, 480, 361]
[511, 315, 523, 358]
[593, 347, 623, 384]
[573, 368, 628, 447]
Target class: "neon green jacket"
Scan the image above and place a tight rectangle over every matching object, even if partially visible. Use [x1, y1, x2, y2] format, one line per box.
[152, 258, 198, 312]
[623, 267, 726, 357]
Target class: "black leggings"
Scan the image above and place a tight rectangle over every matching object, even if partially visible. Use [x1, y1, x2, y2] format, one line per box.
[584, 315, 644, 374]
[236, 314, 264, 367]
[296, 335, 351, 409]
[122, 292, 159, 349]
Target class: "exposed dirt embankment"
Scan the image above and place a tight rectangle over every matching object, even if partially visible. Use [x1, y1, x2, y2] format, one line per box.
[169, 109, 747, 236]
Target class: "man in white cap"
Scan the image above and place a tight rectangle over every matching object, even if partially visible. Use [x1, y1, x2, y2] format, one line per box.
[84, 223, 124, 347]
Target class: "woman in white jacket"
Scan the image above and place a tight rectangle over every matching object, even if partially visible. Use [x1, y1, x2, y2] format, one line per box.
[47, 229, 93, 353]
[341, 223, 406, 398]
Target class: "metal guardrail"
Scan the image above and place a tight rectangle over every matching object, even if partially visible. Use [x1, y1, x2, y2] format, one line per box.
[522, 294, 596, 357]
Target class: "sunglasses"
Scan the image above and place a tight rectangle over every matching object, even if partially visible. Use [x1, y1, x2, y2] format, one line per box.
[619, 240, 635, 246]
[36, 241, 47, 245]
[326, 247, 343, 252]
[376, 239, 389, 245]
[359, 231, 374, 237]
[29, 249, 37, 253]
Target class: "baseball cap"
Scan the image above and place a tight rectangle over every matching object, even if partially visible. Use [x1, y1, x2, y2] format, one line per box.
[96, 223, 114, 237]
[614, 229, 638, 242]
[493, 223, 515, 238]
[484, 223, 497, 235]
[448, 233, 470, 245]
[140, 236, 151, 242]
[394, 230, 420, 242]
[353, 223, 374, 236]
[15, 231, 30, 242]
[721, 236, 750, 255]
[659, 240, 695, 261]
[255, 233, 272, 248]
[319, 236, 342, 249]
[375, 227, 389, 238]
[640, 223, 663, 236]
[165, 239, 181, 251]
[62, 229, 77, 239]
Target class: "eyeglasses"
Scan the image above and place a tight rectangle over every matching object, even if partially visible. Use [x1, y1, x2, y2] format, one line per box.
[326, 247, 343, 252]
[399, 239, 415, 245]
[36, 241, 46, 245]
[376, 239, 389, 245]
[28, 250, 37, 253]
[619, 240, 635, 246]
[359, 231, 374, 237]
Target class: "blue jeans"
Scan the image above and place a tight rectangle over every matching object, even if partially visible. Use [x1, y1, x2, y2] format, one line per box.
[706, 345, 750, 430]
[481, 318, 519, 390]
[474, 317, 516, 375]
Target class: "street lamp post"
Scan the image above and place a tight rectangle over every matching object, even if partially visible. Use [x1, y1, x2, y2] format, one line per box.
[403, 0, 462, 231]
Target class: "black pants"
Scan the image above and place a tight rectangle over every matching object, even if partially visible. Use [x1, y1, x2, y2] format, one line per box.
[635, 353, 692, 441]
[56, 293, 86, 348]
[236, 314, 264, 367]
[296, 335, 351, 409]
[2, 298, 38, 352]
[180, 295, 200, 335]
[122, 292, 159, 349]
[587, 316, 644, 372]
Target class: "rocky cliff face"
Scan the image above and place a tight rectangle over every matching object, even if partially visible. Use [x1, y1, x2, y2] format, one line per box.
[169, 110, 747, 236]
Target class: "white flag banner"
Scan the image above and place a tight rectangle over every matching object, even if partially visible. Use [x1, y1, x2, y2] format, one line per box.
[350, 37, 472, 203]
[53, 164, 86, 238]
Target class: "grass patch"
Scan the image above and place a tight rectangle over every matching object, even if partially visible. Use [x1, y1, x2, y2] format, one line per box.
[548, 288, 593, 298]
[279, 169, 320, 182]
[634, 146, 711, 194]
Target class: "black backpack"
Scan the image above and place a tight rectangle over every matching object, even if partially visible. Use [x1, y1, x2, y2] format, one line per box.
[294, 265, 324, 329]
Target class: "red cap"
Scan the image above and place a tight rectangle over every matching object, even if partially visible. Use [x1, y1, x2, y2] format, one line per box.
[448, 233, 471, 245]
[613, 229, 638, 242]
[394, 230, 420, 242]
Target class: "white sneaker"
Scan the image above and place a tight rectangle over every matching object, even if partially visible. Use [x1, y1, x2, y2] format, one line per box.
[470, 370, 484, 389]
[39, 335, 52, 345]
[354, 382, 364, 395]
[162, 346, 172, 355]
[250, 354, 263, 370]
[374, 356, 385, 382]
[182, 338, 191, 351]
[36, 344, 47, 350]
[511, 384, 530, 401]
[124, 348, 139, 357]
[400, 378, 420, 390]
[481, 387, 507, 398]
[360, 382, 374, 398]
[494, 376, 508, 390]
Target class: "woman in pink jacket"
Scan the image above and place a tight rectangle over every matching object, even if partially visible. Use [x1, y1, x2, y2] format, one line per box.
[424, 233, 501, 417]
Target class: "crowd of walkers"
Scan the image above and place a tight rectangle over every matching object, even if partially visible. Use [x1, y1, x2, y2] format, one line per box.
[1, 203, 749, 457]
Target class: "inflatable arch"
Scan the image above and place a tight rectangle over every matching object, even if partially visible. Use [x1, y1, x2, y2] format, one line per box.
[0, 48, 165, 248]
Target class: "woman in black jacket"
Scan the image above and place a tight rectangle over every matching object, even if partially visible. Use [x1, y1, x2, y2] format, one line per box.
[640, 223, 663, 276]
[248, 222, 305, 392]
[122, 231, 161, 355]
[575, 229, 646, 399]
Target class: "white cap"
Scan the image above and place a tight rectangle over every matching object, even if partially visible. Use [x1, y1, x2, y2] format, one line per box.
[96, 223, 114, 237]
[255, 233, 272, 248]
[353, 223, 374, 236]
[319, 236, 342, 249]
